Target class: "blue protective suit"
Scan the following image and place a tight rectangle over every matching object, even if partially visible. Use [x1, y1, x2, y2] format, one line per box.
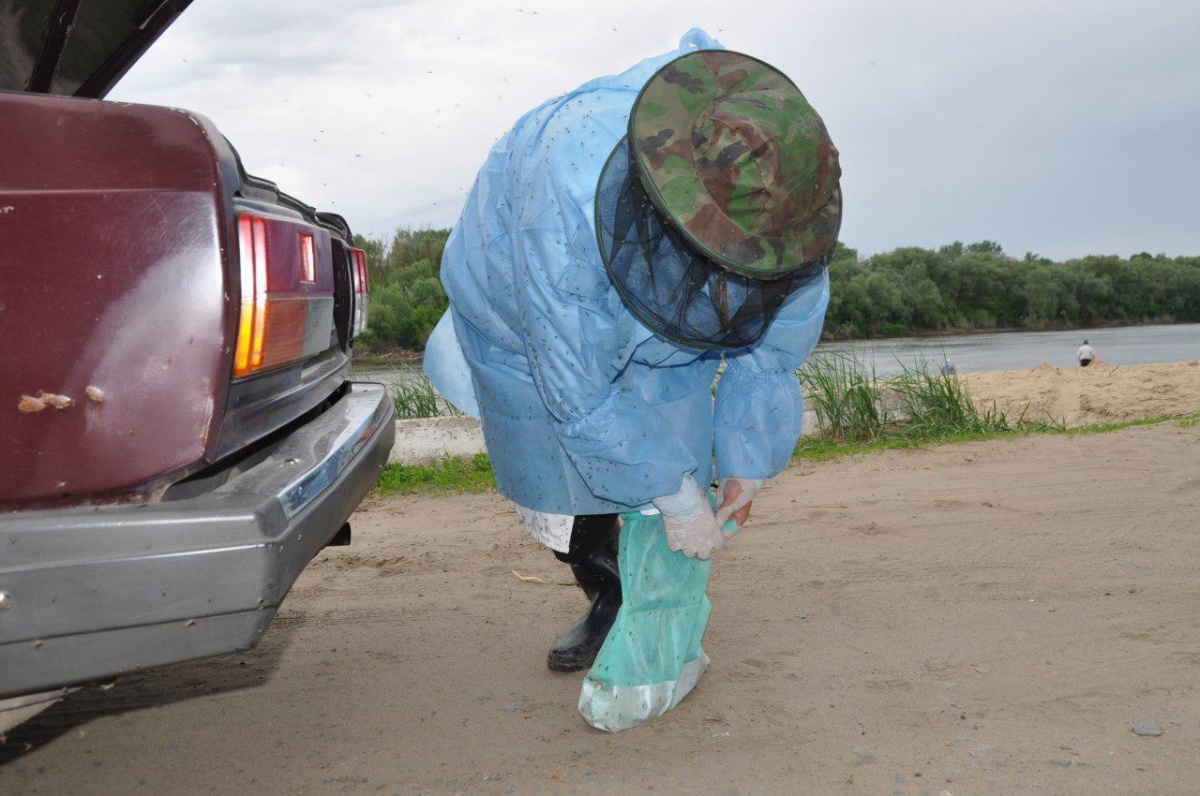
[424, 29, 830, 519]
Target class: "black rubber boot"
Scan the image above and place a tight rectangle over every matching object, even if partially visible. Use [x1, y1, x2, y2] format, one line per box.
[547, 514, 622, 673]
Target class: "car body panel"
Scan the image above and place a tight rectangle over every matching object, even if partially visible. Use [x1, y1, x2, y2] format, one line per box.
[0, 91, 363, 509]
[0, 91, 235, 507]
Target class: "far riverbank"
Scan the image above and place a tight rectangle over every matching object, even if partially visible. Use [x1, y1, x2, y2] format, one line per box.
[354, 322, 1200, 382]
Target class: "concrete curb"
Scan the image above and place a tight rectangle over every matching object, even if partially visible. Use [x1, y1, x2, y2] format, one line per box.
[389, 411, 823, 465]
[388, 416, 488, 465]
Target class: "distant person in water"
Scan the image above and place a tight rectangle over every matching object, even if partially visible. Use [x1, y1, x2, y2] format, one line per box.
[1077, 339, 1096, 367]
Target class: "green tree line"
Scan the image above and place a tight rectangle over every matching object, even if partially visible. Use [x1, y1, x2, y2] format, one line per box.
[825, 241, 1200, 339]
[354, 227, 451, 352]
[354, 229, 1200, 351]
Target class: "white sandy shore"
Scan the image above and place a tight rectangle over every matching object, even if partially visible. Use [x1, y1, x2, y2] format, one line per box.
[963, 360, 1200, 427]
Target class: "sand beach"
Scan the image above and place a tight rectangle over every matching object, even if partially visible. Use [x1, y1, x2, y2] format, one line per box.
[963, 360, 1200, 428]
[3, 361, 1199, 794]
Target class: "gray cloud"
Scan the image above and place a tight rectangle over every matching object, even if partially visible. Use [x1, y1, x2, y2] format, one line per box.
[111, 0, 1200, 260]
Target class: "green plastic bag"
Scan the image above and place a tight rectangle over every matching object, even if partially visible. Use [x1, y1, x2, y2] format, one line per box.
[578, 504, 734, 732]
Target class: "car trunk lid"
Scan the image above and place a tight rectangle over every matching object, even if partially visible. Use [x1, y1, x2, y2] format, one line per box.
[0, 0, 192, 98]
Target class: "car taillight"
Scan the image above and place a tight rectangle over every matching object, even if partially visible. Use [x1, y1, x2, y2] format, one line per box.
[235, 216, 269, 376]
[350, 247, 370, 338]
[299, 232, 316, 282]
[234, 213, 336, 378]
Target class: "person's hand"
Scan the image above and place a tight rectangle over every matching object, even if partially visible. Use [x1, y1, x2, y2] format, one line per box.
[715, 477, 764, 528]
[652, 476, 725, 560]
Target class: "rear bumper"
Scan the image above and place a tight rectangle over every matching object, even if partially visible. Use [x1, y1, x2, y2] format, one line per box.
[0, 382, 395, 699]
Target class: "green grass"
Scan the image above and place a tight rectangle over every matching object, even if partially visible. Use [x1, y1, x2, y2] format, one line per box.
[1054, 412, 1199, 437]
[373, 453, 495, 497]
[796, 429, 995, 462]
[795, 412, 1198, 462]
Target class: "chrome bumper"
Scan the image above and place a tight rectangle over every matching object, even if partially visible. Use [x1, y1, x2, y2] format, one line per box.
[0, 382, 395, 698]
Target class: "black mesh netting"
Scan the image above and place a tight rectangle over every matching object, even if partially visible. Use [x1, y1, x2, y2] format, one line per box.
[596, 136, 830, 351]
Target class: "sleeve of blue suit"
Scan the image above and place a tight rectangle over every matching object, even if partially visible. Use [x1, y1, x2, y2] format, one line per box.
[714, 270, 830, 480]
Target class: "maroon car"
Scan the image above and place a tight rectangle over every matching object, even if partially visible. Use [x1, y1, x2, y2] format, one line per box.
[0, 0, 395, 730]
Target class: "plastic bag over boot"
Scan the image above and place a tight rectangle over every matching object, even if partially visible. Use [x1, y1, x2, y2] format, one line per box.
[578, 501, 736, 732]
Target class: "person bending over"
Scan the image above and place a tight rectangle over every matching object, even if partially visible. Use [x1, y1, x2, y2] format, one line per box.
[425, 29, 840, 672]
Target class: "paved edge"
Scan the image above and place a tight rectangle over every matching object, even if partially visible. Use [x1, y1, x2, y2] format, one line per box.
[390, 412, 822, 465]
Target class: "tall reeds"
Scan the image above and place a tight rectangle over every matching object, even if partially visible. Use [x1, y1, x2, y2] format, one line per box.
[798, 353, 1056, 444]
[357, 365, 461, 419]
[797, 352, 891, 441]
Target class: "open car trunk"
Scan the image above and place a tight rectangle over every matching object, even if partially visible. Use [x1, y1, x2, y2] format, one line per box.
[0, 0, 193, 98]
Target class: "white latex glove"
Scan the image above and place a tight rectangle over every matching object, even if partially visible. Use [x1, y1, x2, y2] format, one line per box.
[715, 477, 764, 527]
[652, 475, 725, 560]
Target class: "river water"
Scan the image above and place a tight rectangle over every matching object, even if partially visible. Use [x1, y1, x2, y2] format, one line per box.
[820, 322, 1200, 377]
[357, 322, 1200, 385]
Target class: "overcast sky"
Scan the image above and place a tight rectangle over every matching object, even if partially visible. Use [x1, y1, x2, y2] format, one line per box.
[112, 0, 1200, 261]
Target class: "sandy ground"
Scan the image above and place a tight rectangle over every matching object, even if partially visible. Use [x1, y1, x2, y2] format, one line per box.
[2, 364, 1199, 795]
[962, 360, 1200, 429]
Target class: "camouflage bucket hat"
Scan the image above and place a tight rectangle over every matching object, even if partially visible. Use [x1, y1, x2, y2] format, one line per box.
[595, 49, 840, 350]
[630, 49, 841, 279]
